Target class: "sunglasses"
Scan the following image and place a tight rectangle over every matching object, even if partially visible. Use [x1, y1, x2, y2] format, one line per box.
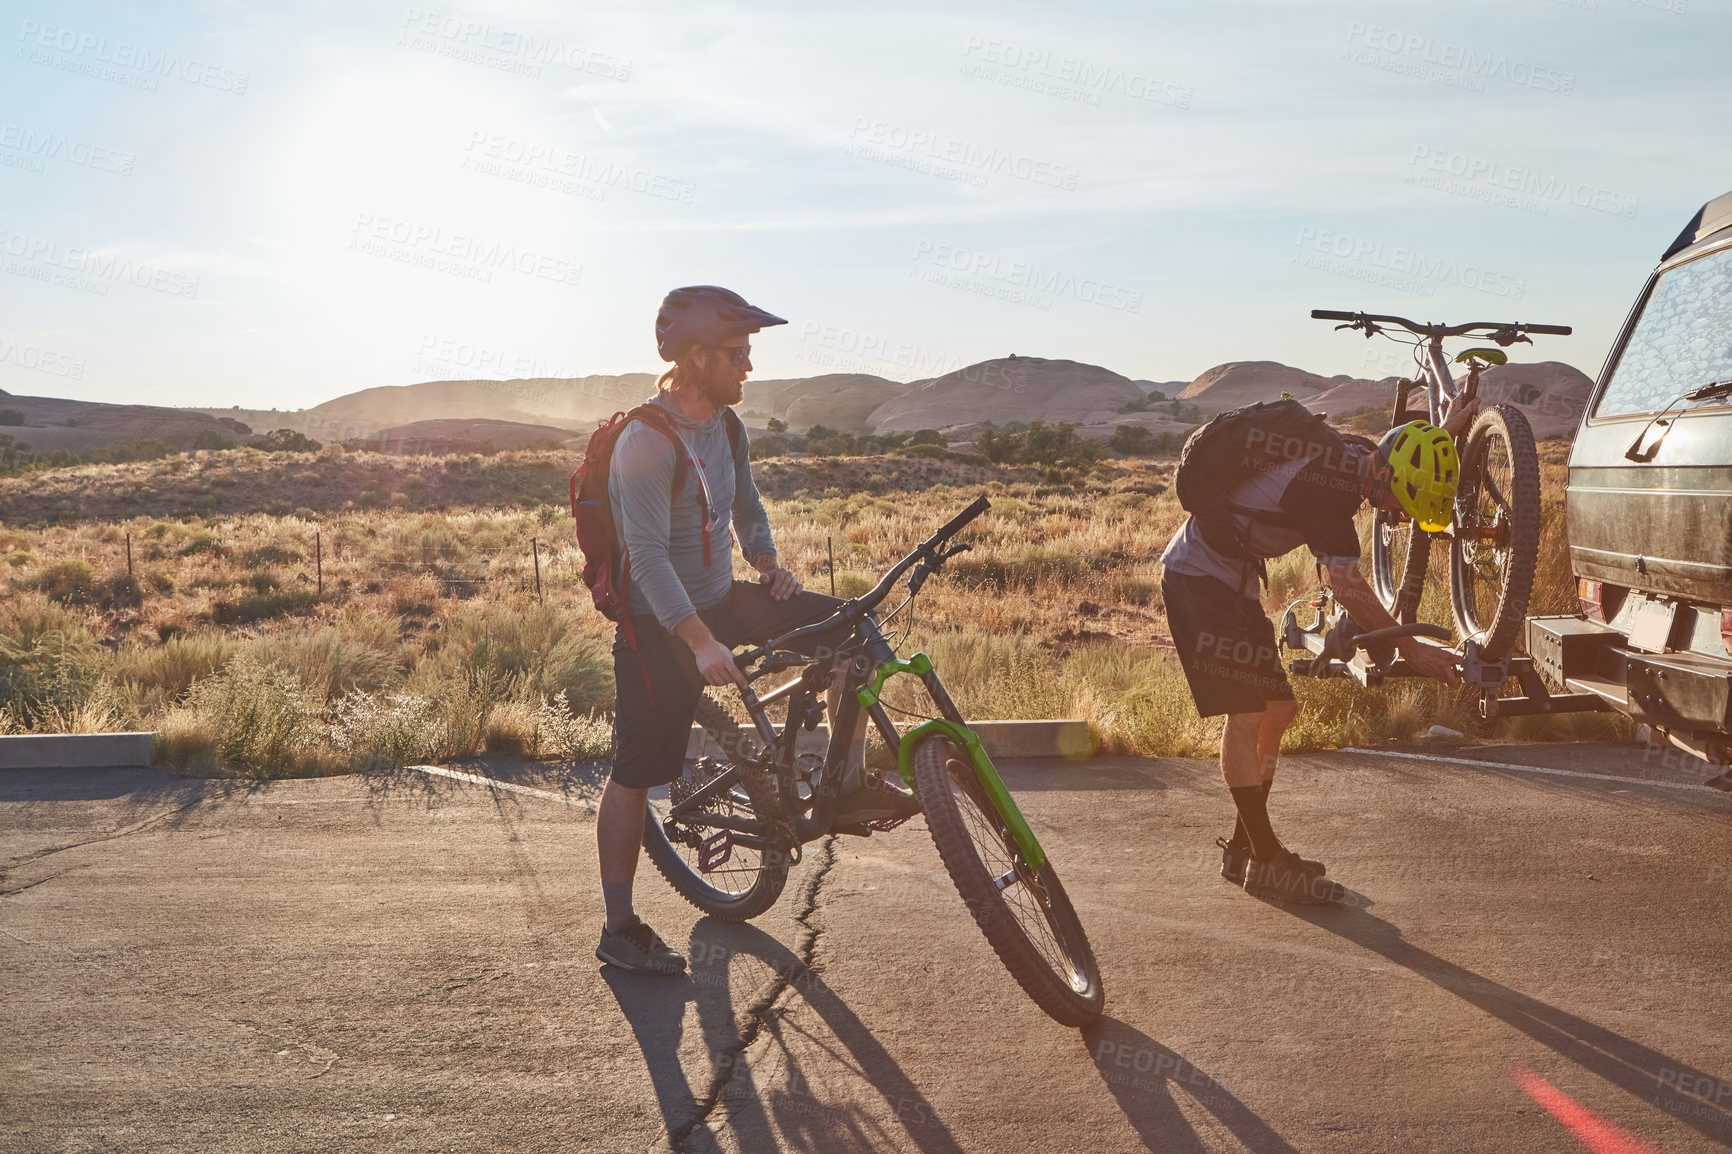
[724, 345, 751, 367]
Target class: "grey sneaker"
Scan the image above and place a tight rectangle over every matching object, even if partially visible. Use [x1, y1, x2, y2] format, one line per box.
[596, 916, 687, 976]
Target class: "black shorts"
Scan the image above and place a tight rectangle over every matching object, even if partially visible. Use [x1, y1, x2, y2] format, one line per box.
[610, 581, 845, 790]
[1161, 569, 1294, 718]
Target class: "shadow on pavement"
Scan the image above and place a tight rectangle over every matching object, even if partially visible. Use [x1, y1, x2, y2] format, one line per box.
[606, 919, 963, 1154]
[350, 757, 610, 814]
[1080, 1018, 1301, 1154]
[1296, 902, 1732, 1146]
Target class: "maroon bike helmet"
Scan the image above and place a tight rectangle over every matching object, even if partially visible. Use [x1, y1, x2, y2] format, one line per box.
[654, 285, 787, 362]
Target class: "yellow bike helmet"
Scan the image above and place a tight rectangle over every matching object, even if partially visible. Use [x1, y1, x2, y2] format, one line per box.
[1377, 420, 1458, 532]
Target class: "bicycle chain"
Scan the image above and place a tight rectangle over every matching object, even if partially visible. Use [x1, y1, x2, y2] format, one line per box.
[691, 707, 803, 869]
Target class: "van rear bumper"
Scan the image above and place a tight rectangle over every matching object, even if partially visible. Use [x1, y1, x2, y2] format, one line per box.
[1522, 614, 1732, 767]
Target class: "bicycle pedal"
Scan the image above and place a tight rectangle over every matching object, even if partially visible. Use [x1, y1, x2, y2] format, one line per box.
[863, 815, 912, 832]
[697, 830, 734, 873]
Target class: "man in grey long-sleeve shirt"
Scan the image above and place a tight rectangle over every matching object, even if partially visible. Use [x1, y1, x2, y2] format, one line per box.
[594, 287, 880, 978]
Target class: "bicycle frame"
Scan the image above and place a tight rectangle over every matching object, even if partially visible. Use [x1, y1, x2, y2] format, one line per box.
[1419, 338, 1457, 425]
[666, 615, 1047, 867]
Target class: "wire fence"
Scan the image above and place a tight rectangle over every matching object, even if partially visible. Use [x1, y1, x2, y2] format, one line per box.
[13, 528, 847, 609]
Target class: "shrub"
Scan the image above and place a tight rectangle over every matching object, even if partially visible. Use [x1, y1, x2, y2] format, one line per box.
[908, 429, 946, 447]
[86, 438, 178, 464]
[94, 572, 143, 610]
[210, 588, 320, 624]
[748, 433, 791, 460]
[177, 533, 226, 558]
[111, 632, 236, 701]
[243, 544, 302, 566]
[978, 421, 1104, 468]
[327, 690, 440, 771]
[255, 429, 322, 452]
[163, 654, 331, 777]
[429, 603, 611, 711]
[535, 692, 614, 761]
[1109, 424, 1158, 455]
[0, 596, 102, 728]
[483, 699, 542, 755]
[17, 559, 96, 604]
[892, 444, 953, 460]
[256, 623, 403, 701]
[193, 431, 236, 451]
[0, 410, 24, 426]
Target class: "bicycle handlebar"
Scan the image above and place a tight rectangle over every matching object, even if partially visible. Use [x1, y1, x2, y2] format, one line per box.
[1310, 309, 1571, 339]
[733, 496, 992, 670]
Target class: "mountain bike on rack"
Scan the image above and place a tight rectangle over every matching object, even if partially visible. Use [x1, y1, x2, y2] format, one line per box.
[640, 495, 1105, 1027]
[1311, 309, 1571, 661]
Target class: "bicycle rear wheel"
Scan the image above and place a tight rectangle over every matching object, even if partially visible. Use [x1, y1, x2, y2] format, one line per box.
[1449, 403, 1540, 659]
[1371, 509, 1430, 625]
[643, 696, 789, 921]
[913, 734, 1104, 1027]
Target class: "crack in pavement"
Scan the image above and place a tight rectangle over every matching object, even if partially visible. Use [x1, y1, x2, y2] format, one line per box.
[0, 867, 72, 899]
[1, 786, 226, 888]
[671, 835, 838, 1153]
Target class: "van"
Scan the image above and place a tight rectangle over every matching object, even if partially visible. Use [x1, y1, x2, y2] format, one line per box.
[1510, 189, 1732, 783]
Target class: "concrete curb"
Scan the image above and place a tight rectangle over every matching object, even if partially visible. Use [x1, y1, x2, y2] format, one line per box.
[688, 719, 1097, 761]
[0, 732, 155, 770]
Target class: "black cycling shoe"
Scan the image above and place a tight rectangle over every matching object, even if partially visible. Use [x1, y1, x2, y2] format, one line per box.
[1217, 837, 1325, 885]
[830, 773, 922, 830]
[1245, 852, 1345, 905]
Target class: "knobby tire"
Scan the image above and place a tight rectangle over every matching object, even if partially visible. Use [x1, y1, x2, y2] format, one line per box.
[913, 735, 1104, 1027]
[1449, 403, 1541, 660]
[643, 694, 789, 921]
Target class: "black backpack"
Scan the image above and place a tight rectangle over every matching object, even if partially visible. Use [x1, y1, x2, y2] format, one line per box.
[1174, 398, 1351, 559]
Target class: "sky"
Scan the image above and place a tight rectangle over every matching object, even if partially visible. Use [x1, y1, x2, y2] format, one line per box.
[2, 0, 1728, 410]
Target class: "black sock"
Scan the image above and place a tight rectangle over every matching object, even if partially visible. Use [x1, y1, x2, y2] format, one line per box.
[1227, 780, 1274, 848]
[1229, 785, 1286, 862]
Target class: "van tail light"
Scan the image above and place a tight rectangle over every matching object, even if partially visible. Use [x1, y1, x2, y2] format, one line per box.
[1579, 579, 1605, 621]
[1721, 608, 1732, 654]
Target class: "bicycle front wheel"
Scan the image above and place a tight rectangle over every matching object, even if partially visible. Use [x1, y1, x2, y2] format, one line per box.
[643, 695, 789, 921]
[1370, 508, 1430, 625]
[913, 734, 1104, 1027]
[1449, 403, 1540, 660]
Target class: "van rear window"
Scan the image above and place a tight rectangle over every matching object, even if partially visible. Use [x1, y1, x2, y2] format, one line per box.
[1596, 245, 1732, 418]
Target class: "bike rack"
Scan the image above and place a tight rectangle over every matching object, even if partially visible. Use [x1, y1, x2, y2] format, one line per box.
[1281, 602, 1609, 718]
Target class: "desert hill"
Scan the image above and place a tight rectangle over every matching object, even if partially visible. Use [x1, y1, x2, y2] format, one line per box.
[1297, 361, 1592, 440]
[187, 374, 659, 443]
[777, 375, 908, 431]
[869, 357, 1144, 434]
[358, 418, 584, 455]
[0, 389, 254, 454]
[8, 349, 1599, 470]
[1177, 361, 1353, 412]
[1134, 379, 1188, 397]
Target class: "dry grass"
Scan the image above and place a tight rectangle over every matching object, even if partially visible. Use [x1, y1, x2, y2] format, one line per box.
[0, 441, 1608, 772]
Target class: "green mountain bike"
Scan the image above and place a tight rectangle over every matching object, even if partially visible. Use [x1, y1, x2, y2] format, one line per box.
[641, 496, 1105, 1027]
[1313, 309, 1571, 659]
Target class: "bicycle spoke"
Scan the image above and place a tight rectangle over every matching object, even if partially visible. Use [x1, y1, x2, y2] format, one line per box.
[945, 771, 1080, 986]
[1482, 467, 1511, 514]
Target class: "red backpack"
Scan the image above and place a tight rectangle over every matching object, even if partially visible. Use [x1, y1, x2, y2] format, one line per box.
[569, 403, 743, 625]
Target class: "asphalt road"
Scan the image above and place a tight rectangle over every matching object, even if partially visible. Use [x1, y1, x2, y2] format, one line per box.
[3, 745, 1729, 1154]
